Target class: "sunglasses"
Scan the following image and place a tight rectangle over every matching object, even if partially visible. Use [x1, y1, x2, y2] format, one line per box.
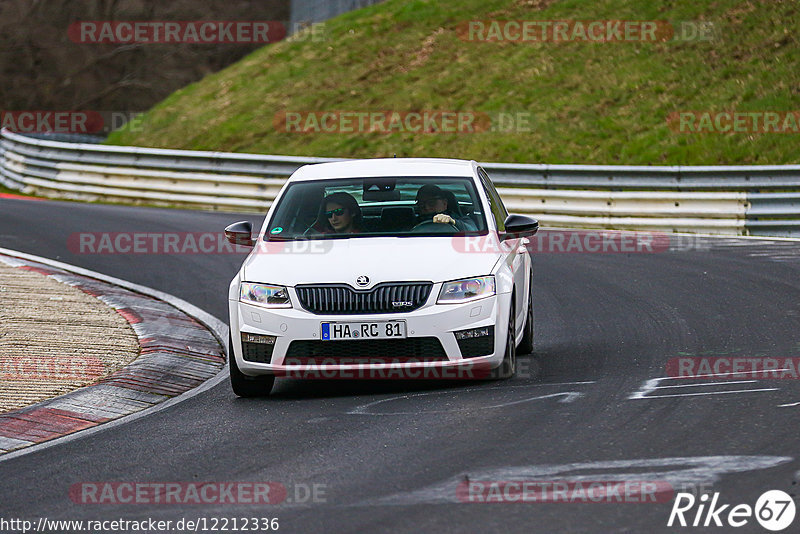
[325, 208, 346, 218]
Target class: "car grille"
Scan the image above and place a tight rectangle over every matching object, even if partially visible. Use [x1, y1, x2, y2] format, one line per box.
[295, 282, 432, 315]
[456, 327, 495, 358]
[241, 341, 275, 364]
[283, 338, 448, 364]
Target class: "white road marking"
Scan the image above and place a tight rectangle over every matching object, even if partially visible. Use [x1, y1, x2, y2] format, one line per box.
[360, 455, 794, 506]
[672, 369, 791, 380]
[778, 401, 800, 408]
[629, 375, 781, 400]
[349, 392, 584, 415]
[652, 380, 758, 389]
[347, 382, 594, 415]
[629, 377, 668, 399]
[636, 388, 778, 400]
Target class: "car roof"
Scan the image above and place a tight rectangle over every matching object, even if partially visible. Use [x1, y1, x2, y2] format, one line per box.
[288, 158, 477, 182]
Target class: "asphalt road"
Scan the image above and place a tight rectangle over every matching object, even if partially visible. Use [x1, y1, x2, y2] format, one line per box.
[1, 196, 799, 533]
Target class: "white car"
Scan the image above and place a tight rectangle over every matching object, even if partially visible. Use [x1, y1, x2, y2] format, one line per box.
[225, 158, 538, 396]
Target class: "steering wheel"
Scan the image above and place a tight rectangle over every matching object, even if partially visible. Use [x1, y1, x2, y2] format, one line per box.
[410, 219, 459, 234]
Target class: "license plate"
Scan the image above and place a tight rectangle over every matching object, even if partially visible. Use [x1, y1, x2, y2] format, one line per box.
[321, 321, 407, 341]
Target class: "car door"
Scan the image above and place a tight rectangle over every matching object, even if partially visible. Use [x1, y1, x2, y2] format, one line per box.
[477, 167, 528, 335]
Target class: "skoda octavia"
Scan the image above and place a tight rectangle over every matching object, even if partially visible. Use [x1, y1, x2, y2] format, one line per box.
[226, 158, 538, 396]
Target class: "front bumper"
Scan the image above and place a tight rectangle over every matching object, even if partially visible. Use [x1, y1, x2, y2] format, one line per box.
[229, 290, 511, 378]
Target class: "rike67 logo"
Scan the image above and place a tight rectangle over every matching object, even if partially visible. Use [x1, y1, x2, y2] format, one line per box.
[668, 490, 796, 531]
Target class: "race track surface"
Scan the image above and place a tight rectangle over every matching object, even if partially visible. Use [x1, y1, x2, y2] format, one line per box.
[1, 197, 799, 533]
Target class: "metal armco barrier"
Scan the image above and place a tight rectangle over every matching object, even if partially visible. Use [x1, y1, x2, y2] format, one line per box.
[2, 128, 799, 237]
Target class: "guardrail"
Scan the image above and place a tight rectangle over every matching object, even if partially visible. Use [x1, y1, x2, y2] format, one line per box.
[2, 128, 799, 237]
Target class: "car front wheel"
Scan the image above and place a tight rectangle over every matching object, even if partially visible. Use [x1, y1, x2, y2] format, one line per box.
[518, 274, 534, 355]
[491, 303, 516, 380]
[229, 333, 275, 397]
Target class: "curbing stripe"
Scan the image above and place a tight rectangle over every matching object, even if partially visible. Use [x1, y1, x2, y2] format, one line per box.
[0, 247, 230, 463]
[0, 252, 225, 450]
[0, 192, 41, 201]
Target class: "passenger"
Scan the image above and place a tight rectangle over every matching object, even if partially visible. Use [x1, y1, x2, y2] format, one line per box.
[415, 184, 477, 232]
[306, 192, 363, 234]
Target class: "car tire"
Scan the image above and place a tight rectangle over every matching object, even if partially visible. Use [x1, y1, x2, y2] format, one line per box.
[518, 273, 534, 355]
[491, 303, 516, 380]
[229, 333, 275, 397]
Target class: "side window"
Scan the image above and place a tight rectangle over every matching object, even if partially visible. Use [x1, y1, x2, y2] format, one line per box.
[478, 167, 507, 231]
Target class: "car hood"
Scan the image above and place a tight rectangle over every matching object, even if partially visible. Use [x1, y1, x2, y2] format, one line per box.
[242, 236, 502, 288]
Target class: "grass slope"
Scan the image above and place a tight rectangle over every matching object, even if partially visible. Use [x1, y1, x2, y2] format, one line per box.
[107, 0, 800, 164]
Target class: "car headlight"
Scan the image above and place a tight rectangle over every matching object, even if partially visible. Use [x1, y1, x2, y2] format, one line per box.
[239, 282, 292, 308]
[437, 276, 495, 304]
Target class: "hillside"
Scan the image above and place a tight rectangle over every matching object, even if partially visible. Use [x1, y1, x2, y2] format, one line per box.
[107, 0, 800, 165]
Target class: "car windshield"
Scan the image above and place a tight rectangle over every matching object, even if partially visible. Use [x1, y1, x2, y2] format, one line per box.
[265, 176, 488, 240]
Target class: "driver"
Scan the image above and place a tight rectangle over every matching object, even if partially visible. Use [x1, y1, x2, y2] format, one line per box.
[415, 184, 477, 232]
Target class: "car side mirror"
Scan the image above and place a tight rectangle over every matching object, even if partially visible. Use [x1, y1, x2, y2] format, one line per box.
[225, 221, 256, 247]
[500, 214, 539, 240]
